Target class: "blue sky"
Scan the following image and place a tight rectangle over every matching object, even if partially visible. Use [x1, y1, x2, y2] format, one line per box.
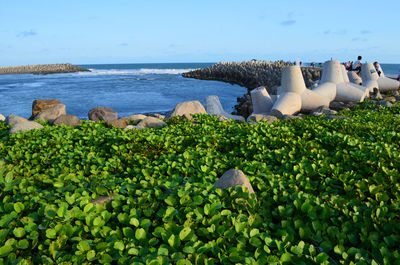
[1, 0, 399, 65]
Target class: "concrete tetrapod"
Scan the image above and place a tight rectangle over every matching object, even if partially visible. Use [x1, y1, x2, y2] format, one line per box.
[270, 92, 302, 117]
[204, 95, 245, 121]
[337, 65, 370, 102]
[348, 71, 362, 85]
[313, 60, 367, 103]
[275, 66, 330, 112]
[279, 66, 329, 112]
[373, 65, 400, 92]
[361, 63, 380, 92]
[250, 86, 274, 114]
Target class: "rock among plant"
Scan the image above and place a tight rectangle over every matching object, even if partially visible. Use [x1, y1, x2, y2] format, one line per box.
[214, 169, 254, 194]
[0, 114, 5, 122]
[137, 117, 167, 128]
[9, 121, 43, 134]
[121, 114, 147, 123]
[5, 115, 28, 126]
[88, 107, 118, 121]
[52, 114, 81, 127]
[34, 104, 66, 123]
[247, 113, 278, 123]
[31, 99, 62, 118]
[168, 100, 206, 118]
[106, 119, 128, 128]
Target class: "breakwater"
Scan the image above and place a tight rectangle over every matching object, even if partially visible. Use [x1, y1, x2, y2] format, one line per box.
[0, 63, 90, 75]
[183, 60, 322, 117]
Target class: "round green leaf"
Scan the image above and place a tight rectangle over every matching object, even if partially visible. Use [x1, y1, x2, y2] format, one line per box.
[135, 228, 146, 240]
[13, 227, 26, 238]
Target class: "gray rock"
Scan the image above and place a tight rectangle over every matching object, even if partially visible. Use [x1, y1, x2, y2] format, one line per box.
[247, 113, 278, 123]
[0, 114, 5, 121]
[283, 115, 303, 120]
[377, 101, 393, 107]
[5, 115, 28, 126]
[88, 107, 118, 121]
[168, 100, 207, 118]
[149, 113, 165, 119]
[269, 109, 285, 119]
[9, 121, 43, 134]
[370, 88, 383, 100]
[323, 115, 351, 120]
[125, 125, 145, 130]
[121, 114, 147, 123]
[137, 117, 167, 128]
[92, 195, 115, 205]
[52, 114, 81, 126]
[214, 169, 254, 194]
[329, 101, 347, 111]
[34, 104, 66, 123]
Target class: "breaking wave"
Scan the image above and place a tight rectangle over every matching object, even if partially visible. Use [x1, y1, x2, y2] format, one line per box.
[76, 68, 195, 76]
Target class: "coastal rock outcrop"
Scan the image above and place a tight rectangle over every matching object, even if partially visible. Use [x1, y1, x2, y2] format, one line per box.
[88, 107, 118, 121]
[34, 104, 66, 123]
[52, 114, 81, 126]
[5, 115, 28, 126]
[168, 100, 207, 118]
[9, 121, 43, 134]
[31, 99, 63, 118]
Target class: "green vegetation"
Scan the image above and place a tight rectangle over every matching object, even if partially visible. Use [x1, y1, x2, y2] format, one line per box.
[0, 102, 400, 264]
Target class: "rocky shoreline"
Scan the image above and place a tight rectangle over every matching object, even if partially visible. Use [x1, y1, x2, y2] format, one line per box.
[182, 60, 322, 117]
[0, 63, 90, 75]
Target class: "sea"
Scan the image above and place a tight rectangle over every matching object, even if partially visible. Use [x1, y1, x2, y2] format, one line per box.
[0, 63, 246, 119]
[0, 62, 399, 119]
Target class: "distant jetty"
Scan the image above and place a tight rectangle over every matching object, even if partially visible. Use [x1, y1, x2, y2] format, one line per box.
[0, 63, 90, 75]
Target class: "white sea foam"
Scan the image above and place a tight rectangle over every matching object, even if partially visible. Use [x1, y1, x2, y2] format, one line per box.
[22, 82, 46, 88]
[75, 68, 194, 76]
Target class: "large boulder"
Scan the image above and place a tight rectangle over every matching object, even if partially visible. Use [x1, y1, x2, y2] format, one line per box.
[0, 114, 5, 121]
[168, 100, 206, 118]
[9, 121, 43, 134]
[52, 114, 81, 126]
[31, 99, 62, 118]
[34, 104, 66, 123]
[106, 119, 128, 128]
[214, 169, 254, 194]
[121, 114, 147, 123]
[137, 117, 167, 128]
[5, 115, 28, 126]
[88, 107, 118, 121]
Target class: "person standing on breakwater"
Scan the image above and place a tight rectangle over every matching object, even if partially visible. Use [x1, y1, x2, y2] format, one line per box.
[352, 56, 362, 75]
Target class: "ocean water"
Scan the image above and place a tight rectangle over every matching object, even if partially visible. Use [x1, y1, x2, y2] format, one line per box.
[0, 63, 246, 119]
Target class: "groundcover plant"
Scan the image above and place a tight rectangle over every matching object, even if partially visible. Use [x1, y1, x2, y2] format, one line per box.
[0, 101, 399, 264]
